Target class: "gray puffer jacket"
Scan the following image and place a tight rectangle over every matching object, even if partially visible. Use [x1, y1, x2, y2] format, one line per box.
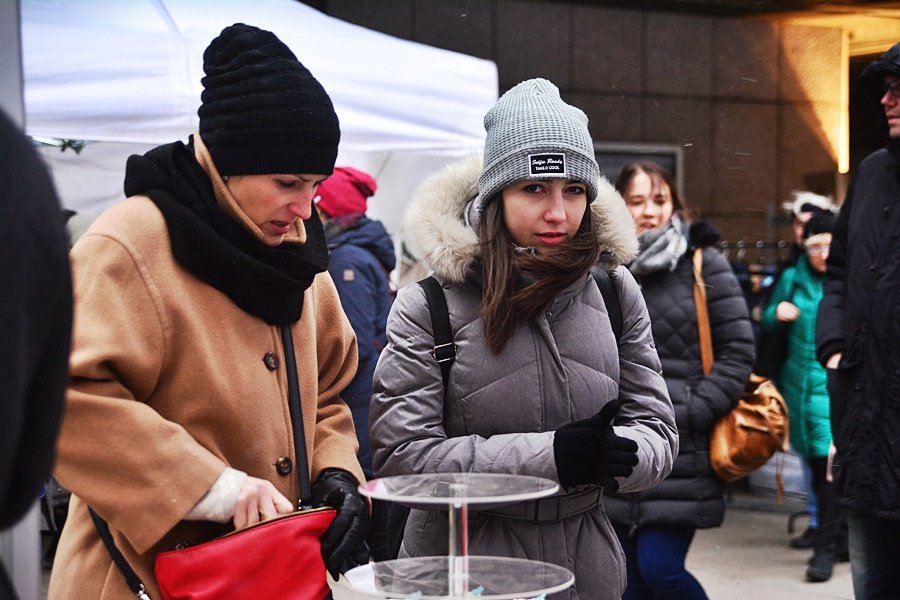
[369, 156, 678, 600]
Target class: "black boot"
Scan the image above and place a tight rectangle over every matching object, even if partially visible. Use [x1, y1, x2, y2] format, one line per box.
[834, 534, 849, 562]
[806, 544, 835, 582]
[790, 525, 817, 549]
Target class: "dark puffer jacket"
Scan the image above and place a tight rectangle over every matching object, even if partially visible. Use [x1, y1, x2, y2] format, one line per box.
[606, 221, 755, 531]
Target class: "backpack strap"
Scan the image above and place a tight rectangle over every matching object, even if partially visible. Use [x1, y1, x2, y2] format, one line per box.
[420, 271, 622, 378]
[591, 268, 623, 343]
[418, 276, 457, 388]
[385, 276, 455, 561]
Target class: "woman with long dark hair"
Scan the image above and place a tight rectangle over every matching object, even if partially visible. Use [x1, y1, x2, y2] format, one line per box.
[605, 161, 755, 599]
[369, 79, 678, 600]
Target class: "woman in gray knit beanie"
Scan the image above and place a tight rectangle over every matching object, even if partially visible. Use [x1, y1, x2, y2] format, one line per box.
[369, 79, 677, 600]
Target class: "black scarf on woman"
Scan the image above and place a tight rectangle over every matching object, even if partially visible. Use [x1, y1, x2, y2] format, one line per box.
[123, 137, 329, 325]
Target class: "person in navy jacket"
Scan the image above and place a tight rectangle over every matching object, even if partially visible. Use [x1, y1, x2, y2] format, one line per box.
[316, 166, 396, 561]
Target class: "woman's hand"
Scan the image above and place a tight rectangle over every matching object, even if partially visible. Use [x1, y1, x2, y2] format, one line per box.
[775, 301, 800, 322]
[232, 476, 294, 529]
[312, 469, 371, 579]
[826, 443, 837, 483]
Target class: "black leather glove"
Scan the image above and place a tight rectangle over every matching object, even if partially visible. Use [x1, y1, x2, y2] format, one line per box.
[553, 399, 639, 493]
[311, 468, 370, 579]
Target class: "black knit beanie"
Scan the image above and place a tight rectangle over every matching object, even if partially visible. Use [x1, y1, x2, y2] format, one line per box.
[860, 41, 900, 98]
[198, 23, 340, 176]
[803, 210, 836, 240]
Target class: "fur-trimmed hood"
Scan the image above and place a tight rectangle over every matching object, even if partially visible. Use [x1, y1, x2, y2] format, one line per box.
[402, 155, 639, 284]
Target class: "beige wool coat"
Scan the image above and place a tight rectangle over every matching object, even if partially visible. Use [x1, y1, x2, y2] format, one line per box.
[48, 142, 364, 599]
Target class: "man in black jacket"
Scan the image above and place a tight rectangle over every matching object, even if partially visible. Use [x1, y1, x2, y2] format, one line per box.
[0, 108, 73, 599]
[815, 41, 900, 600]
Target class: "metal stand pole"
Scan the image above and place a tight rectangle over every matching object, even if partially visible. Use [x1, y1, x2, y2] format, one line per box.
[447, 482, 468, 597]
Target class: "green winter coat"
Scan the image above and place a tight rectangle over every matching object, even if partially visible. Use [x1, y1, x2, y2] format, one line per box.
[761, 255, 830, 457]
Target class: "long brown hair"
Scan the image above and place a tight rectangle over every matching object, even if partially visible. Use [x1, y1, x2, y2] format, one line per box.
[476, 198, 602, 354]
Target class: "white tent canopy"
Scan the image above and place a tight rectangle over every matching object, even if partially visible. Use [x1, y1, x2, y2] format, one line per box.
[21, 0, 498, 238]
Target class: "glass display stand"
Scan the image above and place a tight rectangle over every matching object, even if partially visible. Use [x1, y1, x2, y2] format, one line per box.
[330, 473, 574, 599]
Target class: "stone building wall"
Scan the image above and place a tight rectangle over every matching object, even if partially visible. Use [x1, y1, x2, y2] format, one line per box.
[316, 0, 845, 256]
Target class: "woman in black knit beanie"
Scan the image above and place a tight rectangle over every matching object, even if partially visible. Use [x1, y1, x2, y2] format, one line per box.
[48, 23, 368, 600]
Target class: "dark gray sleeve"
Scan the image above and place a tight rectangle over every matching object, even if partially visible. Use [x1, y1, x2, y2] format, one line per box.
[689, 249, 756, 432]
[612, 266, 679, 493]
[816, 181, 852, 366]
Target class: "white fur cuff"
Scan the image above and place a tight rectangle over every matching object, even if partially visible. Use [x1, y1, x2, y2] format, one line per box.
[185, 467, 247, 523]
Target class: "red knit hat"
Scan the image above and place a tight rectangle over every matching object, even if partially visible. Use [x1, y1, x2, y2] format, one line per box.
[315, 166, 377, 217]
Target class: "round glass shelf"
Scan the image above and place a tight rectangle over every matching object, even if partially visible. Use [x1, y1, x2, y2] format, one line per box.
[331, 556, 575, 600]
[358, 473, 559, 507]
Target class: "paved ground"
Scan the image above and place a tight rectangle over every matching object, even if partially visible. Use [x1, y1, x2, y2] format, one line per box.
[39, 488, 853, 599]
[689, 488, 853, 599]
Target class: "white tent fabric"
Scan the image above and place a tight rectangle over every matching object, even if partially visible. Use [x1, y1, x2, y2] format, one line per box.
[22, 0, 497, 238]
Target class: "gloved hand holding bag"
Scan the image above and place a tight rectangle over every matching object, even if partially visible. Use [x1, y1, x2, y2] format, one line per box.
[312, 468, 371, 579]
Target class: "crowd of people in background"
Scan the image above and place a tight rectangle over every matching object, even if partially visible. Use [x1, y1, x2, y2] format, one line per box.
[761, 205, 844, 582]
[2, 20, 900, 600]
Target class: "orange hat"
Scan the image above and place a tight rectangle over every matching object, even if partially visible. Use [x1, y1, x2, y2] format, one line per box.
[315, 166, 377, 217]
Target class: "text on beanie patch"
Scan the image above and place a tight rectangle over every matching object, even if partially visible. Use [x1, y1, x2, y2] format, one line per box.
[529, 153, 567, 176]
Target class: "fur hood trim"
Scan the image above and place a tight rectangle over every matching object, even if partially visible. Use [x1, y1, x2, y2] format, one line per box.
[402, 155, 638, 284]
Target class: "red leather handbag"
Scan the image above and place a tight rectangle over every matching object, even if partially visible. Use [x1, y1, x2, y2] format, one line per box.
[154, 507, 336, 600]
[87, 335, 336, 599]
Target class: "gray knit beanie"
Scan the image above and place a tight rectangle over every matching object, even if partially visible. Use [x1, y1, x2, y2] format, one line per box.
[476, 78, 599, 208]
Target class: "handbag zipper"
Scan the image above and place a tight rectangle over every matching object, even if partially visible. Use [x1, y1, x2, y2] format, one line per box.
[174, 507, 336, 548]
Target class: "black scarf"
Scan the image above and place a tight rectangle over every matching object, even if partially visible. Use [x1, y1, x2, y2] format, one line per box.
[123, 138, 329, 325]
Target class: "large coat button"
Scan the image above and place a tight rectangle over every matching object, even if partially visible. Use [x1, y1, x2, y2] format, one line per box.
[275, 456, 292, 476]
[263, 352, 279, 370]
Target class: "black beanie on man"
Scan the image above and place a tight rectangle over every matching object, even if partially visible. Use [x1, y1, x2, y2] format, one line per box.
[198, 23, 340, 177]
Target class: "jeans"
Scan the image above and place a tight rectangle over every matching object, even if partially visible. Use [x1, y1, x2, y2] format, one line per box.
[801, 458, 818, 528]
[613, 523, 708, 600]
[847, 510, 900, 599]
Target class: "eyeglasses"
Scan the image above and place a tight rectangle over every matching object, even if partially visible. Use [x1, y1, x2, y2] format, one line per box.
[885, 80, 900, 100]
[806, 244, 830, 256]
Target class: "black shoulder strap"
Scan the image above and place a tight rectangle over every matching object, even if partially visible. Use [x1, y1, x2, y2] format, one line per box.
[419, 270, 620, 382]
[418, 276, 457, 388]
[89, 508, 150, 599]
[592, 268, 623, 343]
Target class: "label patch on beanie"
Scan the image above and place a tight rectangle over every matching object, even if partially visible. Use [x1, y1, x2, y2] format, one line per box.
[529, 154, 567, 176]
